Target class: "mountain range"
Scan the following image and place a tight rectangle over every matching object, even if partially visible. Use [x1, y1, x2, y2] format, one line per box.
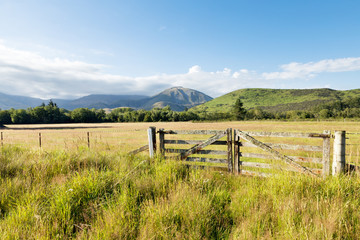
[2, 87, 360, 113]
[0, 87, 213, 111]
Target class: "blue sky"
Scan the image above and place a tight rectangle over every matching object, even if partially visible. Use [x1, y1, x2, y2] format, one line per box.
[0, 0, 359, 99]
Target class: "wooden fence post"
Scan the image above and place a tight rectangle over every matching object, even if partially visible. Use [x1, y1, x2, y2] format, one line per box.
[234, 130, 241, 175]
[322, 130, 331, 177]
[39, 132, 42, 148]
[87, 132, 90, 149]
[159, 128, 165, 157]
[147, 127, 156, 157]
[1, 132, 3, 147]
[332, 130, 346, 176]
[227, 128, 233, 173]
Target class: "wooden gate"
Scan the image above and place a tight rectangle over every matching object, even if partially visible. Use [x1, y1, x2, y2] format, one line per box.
[130, 127, 332, 177]
[233, 130, 331, 177]
[158, 128, 234, 172]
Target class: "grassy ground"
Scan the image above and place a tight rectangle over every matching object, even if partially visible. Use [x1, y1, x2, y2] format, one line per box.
[1, 121, 360, 239]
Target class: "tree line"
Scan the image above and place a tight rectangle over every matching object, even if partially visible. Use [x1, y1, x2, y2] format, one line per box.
[1, 96, 360, 126]
[0, 101, 200, 125]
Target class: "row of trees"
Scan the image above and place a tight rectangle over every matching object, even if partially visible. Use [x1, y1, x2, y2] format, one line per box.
[0, 102, 201, 125]
[1, 96, 360, 125]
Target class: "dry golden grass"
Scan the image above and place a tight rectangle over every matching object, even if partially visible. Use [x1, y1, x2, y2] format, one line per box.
[1, 120, 360, 165]
[1, 121, 360, 239]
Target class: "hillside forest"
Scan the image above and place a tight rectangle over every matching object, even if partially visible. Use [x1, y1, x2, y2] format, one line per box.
[1, 95, 360, 125]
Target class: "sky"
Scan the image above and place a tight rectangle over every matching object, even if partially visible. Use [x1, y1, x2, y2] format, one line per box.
[0, 0, 360, 99]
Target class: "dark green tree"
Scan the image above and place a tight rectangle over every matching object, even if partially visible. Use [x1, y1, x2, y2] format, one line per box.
[233, 97, 247, 120]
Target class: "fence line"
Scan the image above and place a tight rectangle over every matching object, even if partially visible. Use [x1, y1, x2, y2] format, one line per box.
[0, 129, 149, 152]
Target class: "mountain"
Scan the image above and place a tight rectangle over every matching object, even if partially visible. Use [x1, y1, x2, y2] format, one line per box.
[190, 88, 360, 113]
[136, 87, 213, 111]
[55, 94, 148, 110]
[0, 87, 212, 111]
[0, 92, 46, 109]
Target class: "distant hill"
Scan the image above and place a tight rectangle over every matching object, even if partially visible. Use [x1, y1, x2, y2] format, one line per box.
[55, 94, 148, 110]
[0, 87, 212, 111]
[0, 92, 46, 109]
[190, 88, 360, 113]
[138, 87, 213, 111]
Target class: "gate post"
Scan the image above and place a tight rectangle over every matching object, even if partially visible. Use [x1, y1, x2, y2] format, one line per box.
[159, 128, 165, 157]
[322, 130, 331, 177]
[234, 130, 241, 175]
[147, 126, 156, 157]
[227, 128, 233, 173]
[332, 130, 346, 176]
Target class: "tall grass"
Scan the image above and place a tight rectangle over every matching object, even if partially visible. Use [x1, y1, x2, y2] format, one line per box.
[1, 145, 360, 239]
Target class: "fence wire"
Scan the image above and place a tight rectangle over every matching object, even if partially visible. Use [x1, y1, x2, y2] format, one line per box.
[0, 128, 148, 153]
[345, 132, 360, 164]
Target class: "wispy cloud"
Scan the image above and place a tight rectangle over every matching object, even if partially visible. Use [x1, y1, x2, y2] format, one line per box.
[0, 41, 359, 99]
[89, 49, 114, 57]
[263, 57, 360, 80]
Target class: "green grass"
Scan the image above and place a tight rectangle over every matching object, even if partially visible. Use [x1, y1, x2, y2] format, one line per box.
[190, 88, 360, 113]
[1, 144, 360, 239]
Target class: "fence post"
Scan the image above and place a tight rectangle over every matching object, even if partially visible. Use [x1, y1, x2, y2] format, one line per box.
[39, 132, 42, 148]
[147, 127, 156, 157]
[332, 130, 346, 176]
[159, 128, 165, 157]
[234, 130, 241, 175]
[1, 132, 3, 147]
[87, 132, 90, 149]
[227, 128, 233, 173]
[322, 130, 331, 177]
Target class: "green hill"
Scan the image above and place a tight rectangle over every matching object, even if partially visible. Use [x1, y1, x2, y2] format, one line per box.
[190, 88, 360, 113]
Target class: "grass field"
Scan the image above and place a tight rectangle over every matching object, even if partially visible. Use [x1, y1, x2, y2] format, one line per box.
[1, 121, 360, 239]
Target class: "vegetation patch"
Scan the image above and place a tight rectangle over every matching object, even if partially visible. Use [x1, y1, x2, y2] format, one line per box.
[0, 144, 360, 239]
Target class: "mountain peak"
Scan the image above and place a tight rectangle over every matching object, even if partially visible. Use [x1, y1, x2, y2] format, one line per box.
[142, 86, 213, 111]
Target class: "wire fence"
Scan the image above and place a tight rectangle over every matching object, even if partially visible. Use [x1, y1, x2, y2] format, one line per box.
[0, 128, 148, 153]
[346, 132, 360, 165]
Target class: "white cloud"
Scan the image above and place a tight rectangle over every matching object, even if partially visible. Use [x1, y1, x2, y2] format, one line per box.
[188, 65, 202, 74]
[0, 41, 360, 99]
[263, 57, 360, 80]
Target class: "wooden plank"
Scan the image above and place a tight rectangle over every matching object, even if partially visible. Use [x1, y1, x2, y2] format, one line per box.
[244, 131, 331, 139]
[159, 128, 165, 156]
[241, 162, 322, 175]
[241, 141, 322, 152]
[162, 130, 225, 135]
[241, 152, 323, 164]
[287, 167, 323, 175]
[128, 145, 149, 155]
[180, 131, 227, 160]
[322, 130, 331, 177]
[240, 170, 272, 177]
[164, 139, 227, 145]
[186, 157, 228, 164]
[227, 128, 233, 173]
[234, 130, 240, 175]
[165, 148, 228, 155]
[241, 161, 272, 169]
[236, 130, 318, 176]
[185, 164, 228, 171]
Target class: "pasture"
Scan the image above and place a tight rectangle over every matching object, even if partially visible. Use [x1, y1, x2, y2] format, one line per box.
[1, 121, 360, 239]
